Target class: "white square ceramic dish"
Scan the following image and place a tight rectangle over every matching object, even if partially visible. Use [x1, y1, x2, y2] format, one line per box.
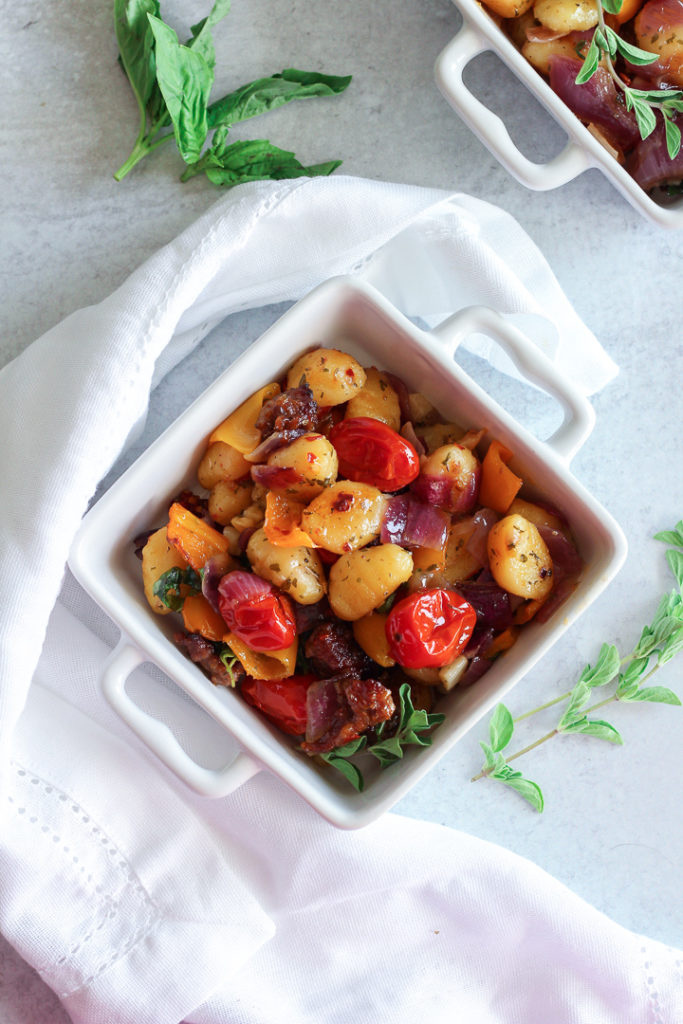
[435, 2, 683, 229]
[69, 277, 627, 829]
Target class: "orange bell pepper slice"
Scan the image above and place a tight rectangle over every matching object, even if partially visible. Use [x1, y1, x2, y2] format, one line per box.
[224, 632, 298, 680]
[263, 492, 318, 548]
[181, 593, 227, 642]
[167, 502, 230, 572]
[479, 440, 523, 515]
[209, 382, 280, 454]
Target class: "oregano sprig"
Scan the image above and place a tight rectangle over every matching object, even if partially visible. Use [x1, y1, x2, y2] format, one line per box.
[319, 684, 445, 792]
[473, 522, 683, 811]
[575, 0, 683, 158]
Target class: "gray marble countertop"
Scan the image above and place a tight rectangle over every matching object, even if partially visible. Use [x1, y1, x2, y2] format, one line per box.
[2, 1, 682, 1020]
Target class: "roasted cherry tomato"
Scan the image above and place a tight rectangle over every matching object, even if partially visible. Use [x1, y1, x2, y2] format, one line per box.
[217, 570, 296, 652]
[329, 417, 420, 492]
[241, 675, 314, 735]
[385, 588, 476, 668]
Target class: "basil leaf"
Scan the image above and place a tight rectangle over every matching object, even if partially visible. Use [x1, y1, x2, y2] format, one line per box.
[615, 657, 649, 698]
[202, 138, 342, 186]
[152, 566, 202, 611]
[115, 0, 161, 114]
[187, 0, 231, 69]
[207, 68, 352, 130]
[147, 14, 212, 163]
[488, 703, 514, 752]
[601, 0, 623, 13]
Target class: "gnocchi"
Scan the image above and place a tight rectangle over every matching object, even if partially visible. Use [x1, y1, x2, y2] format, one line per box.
[286, 348, 366, 406]
[328, 544, 414, 620]
[301, 481, 388, 553]
[246, 528, 327, 605]
[345, 367, 401, 430]
[487, 513, 554, 600]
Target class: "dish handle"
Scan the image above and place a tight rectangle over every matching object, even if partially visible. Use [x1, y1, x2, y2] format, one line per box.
[434, 22, 590, 190]
[430, 304, 595, 462]
[102, 638, 260, 797]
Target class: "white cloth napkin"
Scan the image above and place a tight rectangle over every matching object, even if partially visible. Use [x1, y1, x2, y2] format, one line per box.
[3, 175, 679, 1024]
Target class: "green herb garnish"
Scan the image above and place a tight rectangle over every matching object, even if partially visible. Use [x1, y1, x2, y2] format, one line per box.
[218, 643, 240, 687]
[113, 0, 351, 184]
[575, 1, 683, 158]
[473, 522, 683, 811]
[320, 683, 445, 791]
[152, 565, 202, 610]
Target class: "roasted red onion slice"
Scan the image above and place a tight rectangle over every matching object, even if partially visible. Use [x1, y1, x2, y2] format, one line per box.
[217, 570, 273, 610]
[627, 117, 683, 189]
[536, 525, 583, 578]
[400, 421, 426, 457]
[465, 508, 499, 567]
[456, 579, 514, 631]
[201, 552, 235, 611]
[383, 372, 412, 424]
[244, 431, 296, 464]
[459, 655, 493, 688]
[305, 678, 341, 744]
[411, 467, 480, 513]
[381, 494, 450, 550]
[548, 56, 641, 153]
[250, 464, 303, 489]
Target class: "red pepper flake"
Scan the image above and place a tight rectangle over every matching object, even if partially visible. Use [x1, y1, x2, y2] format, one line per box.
[332, 492, 354, 512]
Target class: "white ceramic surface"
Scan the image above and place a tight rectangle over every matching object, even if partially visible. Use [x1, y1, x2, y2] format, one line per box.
[436, 2, 683, 228]
[69, 278, 626, 829]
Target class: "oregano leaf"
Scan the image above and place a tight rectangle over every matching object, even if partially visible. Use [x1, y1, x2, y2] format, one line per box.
[561, 718, 623, 744]
[579, 643, 621, 688]
[666, 549, 683, 590]
[489, 703, 514, 752]
[493, 771, 545, 812]
[624, 686, 681, 706]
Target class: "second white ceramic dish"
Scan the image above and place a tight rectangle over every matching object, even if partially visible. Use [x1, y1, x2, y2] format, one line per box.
[69, 277, 627, 828]
[436, 2, 683, 229]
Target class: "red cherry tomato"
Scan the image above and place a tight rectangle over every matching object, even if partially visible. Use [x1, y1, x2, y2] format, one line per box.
[241, 675, 314, 735]
[329, 417, 420, 492]
[385, 588, 476, 668]
[217, 571, 296, 652]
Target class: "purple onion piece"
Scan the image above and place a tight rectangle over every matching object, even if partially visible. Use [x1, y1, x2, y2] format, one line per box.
[201, 553, 235, 611]
[465, 507, 499, 567]
[250, 464, 303, 489]
[401, 421, 426, 457]
[548, 55, 641, 153]
[245, 431, 301, 464]
[381, 494, 449, 550]
[381, 495, 409, 545]
[537, 525, 583, 578]
[411, 474, 453, 508]
[459, 655, 493, 688]
[456, 579, 514, 631]
[383, 372, 412, 424]
[306, 678, 341, 744]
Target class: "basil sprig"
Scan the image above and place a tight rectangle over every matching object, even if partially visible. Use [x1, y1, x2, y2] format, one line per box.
[320, 684, 445, 792]
[113, 0, 351, 184]
[473, 522, 683, 812]
[574, 0, 683, 159]
[152, 565, 202, 611]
